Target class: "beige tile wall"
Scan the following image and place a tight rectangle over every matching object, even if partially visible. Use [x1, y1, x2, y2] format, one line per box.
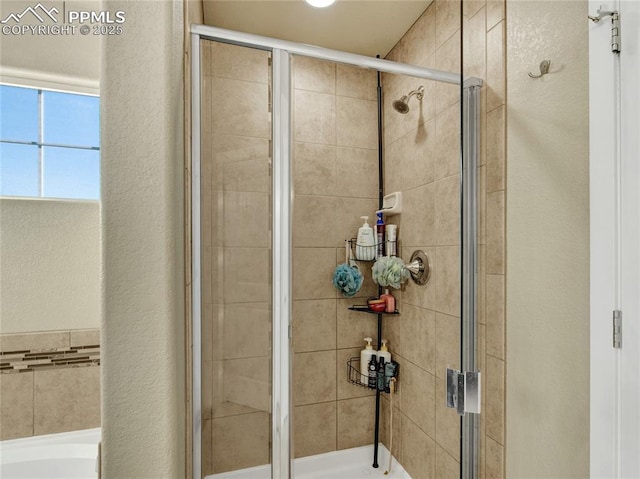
[200, 40, 273, 476]
[0, 371, 34, 440]
[291, 55, 381, 459]
[0, 329, 101, 440]
[379, 1, 507, 478]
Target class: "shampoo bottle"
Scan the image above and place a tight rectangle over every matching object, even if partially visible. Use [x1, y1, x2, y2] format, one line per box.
[377, 339, 391, 364]
[377, 356, 386, 391]
[356, 216, 375, 261]
[386, 224, 397, 256]
[376, 213, 385, 258]
[360, 337, 376, 384]
[368, 356, 378, 389]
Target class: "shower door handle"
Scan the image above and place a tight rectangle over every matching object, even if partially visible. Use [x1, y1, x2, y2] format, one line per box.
[446, 368, 481, 416]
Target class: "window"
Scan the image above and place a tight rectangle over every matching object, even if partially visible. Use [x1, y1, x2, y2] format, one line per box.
[0, 85, 100, 200]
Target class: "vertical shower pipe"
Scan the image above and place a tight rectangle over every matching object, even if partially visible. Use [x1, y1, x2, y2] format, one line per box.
[461, 82, 480, 479]
[372, 57, 384, 469]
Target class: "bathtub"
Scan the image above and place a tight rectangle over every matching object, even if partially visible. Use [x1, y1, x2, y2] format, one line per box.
[207, 444, 411, 479]
[0, 428, 100, 479]
[0, 429, 408, 479]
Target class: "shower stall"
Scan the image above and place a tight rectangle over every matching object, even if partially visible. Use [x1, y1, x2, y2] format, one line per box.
[191, 19, 481, 479]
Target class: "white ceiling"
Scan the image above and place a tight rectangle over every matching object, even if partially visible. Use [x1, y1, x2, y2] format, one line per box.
[0, 0, 100, 91]
[202, 0, 432, 57]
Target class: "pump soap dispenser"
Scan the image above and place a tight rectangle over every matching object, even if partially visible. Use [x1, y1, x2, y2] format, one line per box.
[356, 216, 375, 261]
[360, 337, 376, 384]
[377, 339, 391, 364]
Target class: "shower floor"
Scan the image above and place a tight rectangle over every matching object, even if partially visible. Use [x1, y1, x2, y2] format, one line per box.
[206, 444, 410, 479]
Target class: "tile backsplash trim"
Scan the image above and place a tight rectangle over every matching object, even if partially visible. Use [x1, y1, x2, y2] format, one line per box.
[0, 346, 100, 373]
[0, 329, 100, 373]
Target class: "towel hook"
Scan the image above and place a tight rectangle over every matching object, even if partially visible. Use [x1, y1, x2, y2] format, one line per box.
[528, 60, 551, 78]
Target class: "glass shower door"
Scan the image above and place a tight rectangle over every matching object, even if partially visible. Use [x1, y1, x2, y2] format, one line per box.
[198, 39, 273, 478]
[192, 21, 482, 479]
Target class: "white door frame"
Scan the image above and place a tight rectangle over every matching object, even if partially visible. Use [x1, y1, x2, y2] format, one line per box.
[589, 1, 640, 477]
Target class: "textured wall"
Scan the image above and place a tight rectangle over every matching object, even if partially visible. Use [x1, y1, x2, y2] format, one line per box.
[506, 1, 590, 477]
[0, 198, 101, 334]
[100, 0, 185, 477]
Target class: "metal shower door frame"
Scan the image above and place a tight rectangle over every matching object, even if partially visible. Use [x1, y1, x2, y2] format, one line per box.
[461, 81, 481, 479]
[190, 24, 482, 479]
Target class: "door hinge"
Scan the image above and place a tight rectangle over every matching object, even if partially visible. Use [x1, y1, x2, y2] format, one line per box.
[613, 310, 622, 348]
[610, 11, 620, 53]
[588, 5, 621, 53]
[446, 368, 481, 416]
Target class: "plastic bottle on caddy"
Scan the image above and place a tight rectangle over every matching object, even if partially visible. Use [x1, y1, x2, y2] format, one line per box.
[356, 216, 375, 261]
[386, 224, 398, 256]
[368, 356, 378, 389]
[376, 212, 385, 258]
[377, 340, 394, 392]
[377, 339, 392, 364]
[380, 289, 395, 313]
[360, 337, 376, 384]
[377, 356, 387, 391]
[385, 361, 399, 393]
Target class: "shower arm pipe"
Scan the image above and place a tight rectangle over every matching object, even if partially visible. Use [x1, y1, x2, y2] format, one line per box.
[405, 86, 425, 100]
[191, 24, 482, 87]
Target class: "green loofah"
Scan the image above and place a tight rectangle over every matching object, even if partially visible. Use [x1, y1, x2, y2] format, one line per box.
[371, 256, 410, 289]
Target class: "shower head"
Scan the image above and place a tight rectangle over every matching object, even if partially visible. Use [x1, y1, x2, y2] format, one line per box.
[392, 98, 410, 114]
[392, 85, 425, 114]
